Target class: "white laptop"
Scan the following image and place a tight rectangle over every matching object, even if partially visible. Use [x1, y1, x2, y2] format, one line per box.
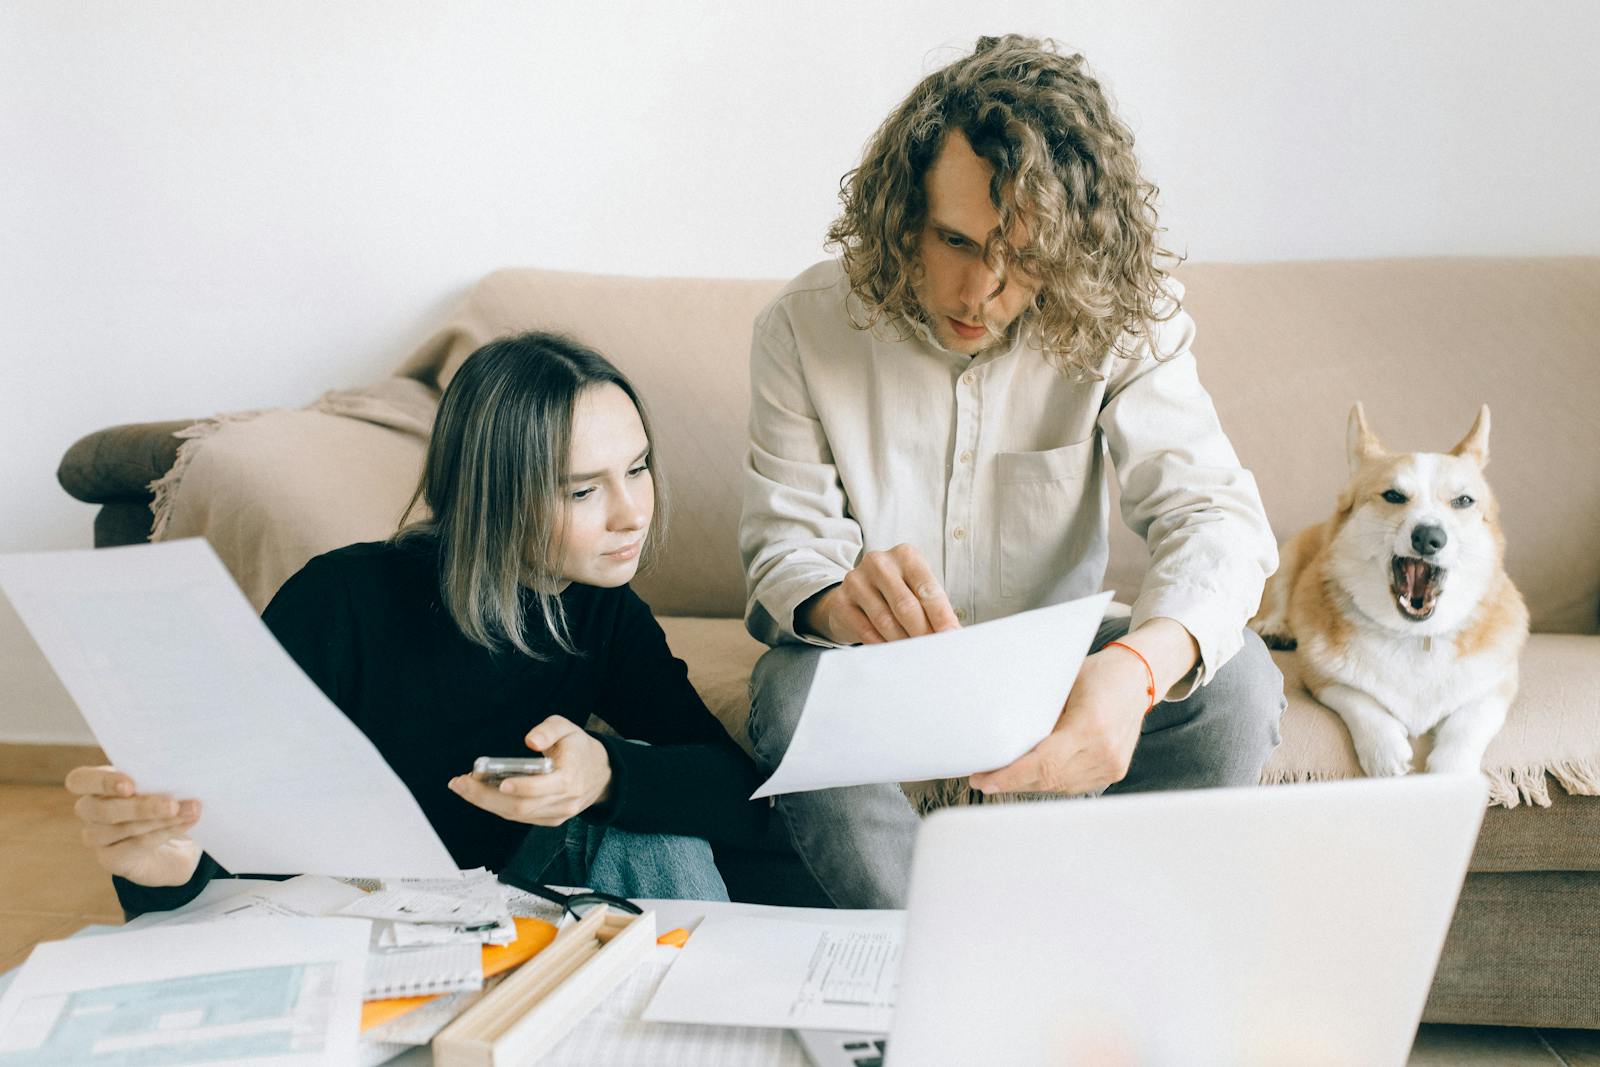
[801, 774, 1485, 1067]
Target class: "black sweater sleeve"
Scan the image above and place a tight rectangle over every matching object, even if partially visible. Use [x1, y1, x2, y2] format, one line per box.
[581, 589, 770, 848]
[113, 559, 355, 918]
[112, 853, 230, 919]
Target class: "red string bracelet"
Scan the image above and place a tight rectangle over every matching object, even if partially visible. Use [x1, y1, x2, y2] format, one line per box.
[1105, 640, 1157, 716]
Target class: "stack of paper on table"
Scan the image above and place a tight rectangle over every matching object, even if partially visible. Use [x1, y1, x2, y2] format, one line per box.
[341, 869, 522, 946]
[113, 868, 562, 1056]
[130, 874, 499, 1001]
[0, 918, 370, 1066]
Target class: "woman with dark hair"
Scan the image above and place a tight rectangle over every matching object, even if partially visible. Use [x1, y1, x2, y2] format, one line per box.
[65, 331, 766, 913]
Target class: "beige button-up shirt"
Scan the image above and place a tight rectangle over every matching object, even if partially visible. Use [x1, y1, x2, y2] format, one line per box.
[739, 259, 1277, 689]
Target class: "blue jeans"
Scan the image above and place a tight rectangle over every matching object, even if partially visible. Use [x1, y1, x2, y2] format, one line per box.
[504, 820, 729, 901]
[747, 616, 1286, 909]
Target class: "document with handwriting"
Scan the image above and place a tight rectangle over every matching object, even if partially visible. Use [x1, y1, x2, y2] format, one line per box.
[752, 592, 1113, 797]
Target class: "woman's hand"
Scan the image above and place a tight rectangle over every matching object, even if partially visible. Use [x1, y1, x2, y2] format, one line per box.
[64, 766, 203, 887]
[448, 715, 613, 827]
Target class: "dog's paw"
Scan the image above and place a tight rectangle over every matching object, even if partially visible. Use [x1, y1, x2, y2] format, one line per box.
[1351, 721, 1415, 778]
[1248, 615, 1296, 651]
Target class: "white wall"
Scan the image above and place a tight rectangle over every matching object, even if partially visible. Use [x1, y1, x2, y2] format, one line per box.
[3, 1, 1596, 741]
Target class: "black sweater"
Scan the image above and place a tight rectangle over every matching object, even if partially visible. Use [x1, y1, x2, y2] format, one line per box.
[114, 539, 767, 915]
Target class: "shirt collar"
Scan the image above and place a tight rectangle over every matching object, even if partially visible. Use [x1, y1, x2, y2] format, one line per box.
[905, 309, 1036, 370]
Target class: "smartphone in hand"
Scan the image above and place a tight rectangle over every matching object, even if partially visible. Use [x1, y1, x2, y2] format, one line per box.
[471, 755, 554, 785]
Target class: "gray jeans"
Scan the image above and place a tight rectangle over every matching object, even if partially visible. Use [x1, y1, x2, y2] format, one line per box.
[746, 615, 1286, 909]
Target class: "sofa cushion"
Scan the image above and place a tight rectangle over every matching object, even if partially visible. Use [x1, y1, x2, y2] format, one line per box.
[1471, 786, 1600, 873]
[1422, 870, 1600, 1026]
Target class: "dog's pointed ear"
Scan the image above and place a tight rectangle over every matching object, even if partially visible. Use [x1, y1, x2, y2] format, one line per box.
[1449, 404, 1491, 467]
[1346, 402, 1386, 474]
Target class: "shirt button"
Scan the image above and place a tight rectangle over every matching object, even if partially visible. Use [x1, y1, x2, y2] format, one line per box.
[959, 450, 973, 464]
[954, 607, 967, 621]
[961, 372, 976, 386]
[952, 526, 966, 541]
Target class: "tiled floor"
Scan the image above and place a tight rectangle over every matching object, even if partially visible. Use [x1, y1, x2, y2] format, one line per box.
[1, 780, 1597, 1063]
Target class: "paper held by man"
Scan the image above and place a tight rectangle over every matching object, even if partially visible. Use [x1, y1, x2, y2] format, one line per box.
[752, 591, 1115, 798]
[0, 538, 456, 879]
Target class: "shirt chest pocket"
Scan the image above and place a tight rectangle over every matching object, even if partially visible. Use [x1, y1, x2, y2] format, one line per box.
[994, 438, 1099, 600]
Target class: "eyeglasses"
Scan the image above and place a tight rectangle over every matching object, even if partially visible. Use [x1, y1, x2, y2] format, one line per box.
[497, 869, 643, 922]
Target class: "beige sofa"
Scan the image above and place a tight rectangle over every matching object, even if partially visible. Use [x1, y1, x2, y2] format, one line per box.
[59, 258, 1600, 1028]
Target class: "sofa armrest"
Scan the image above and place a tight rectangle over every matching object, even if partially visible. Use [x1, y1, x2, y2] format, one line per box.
[57, 420, 198, 504]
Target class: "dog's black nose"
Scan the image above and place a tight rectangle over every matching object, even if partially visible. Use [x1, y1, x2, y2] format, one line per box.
[1411, 524, 1448, 556]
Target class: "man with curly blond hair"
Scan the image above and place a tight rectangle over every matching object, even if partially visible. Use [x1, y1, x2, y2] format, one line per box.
[740, 35, 1285, 908]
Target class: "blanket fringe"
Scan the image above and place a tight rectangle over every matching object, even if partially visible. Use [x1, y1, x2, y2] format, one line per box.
[900, 778, 1102, 813]
[1258, 766, 1357, 788]
[1487, 758, 1600, 810]
[903, 758, 1600, 816]
[147, 410, 271, 541]
[901, 778, 982, 814]
[1550, 758, 1600, 797]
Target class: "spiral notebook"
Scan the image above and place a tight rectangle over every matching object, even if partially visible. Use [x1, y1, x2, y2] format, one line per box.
[364, 940, 483, 999]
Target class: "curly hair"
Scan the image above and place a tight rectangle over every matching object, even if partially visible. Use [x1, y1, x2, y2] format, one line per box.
[827, 34, 1179, 378]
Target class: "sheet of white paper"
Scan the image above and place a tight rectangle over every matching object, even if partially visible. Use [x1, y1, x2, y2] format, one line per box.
[136, 876, 371, 930]
[540, 947, 807, 1067]
[642, 914, 906, 1033]
[121, 879, 272, 931]
[0, 917, 370, 1066]
[0, 540, 456, 878]
[752, 592, 1114, 798]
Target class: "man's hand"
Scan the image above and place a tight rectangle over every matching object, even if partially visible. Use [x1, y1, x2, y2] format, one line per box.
[448, 715, 612, 827]
[65, 766, 203, 887]
[969, 647, 1150, 795]
[800, 544, 960, 645]
[969, 618, 1198, 796]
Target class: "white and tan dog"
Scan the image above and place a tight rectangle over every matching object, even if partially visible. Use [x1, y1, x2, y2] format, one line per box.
[1250, 403, 1527, 777]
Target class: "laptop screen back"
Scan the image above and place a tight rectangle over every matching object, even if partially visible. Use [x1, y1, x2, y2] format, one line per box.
[888, 775, 1485, 1066]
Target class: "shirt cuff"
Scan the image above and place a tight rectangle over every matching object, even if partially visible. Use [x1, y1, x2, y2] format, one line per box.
[749, 570, 850, 648]
[1128, 585, 1244, 702]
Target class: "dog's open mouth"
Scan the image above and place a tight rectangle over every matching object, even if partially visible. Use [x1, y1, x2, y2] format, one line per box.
[1390, 556, 1445, 621]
